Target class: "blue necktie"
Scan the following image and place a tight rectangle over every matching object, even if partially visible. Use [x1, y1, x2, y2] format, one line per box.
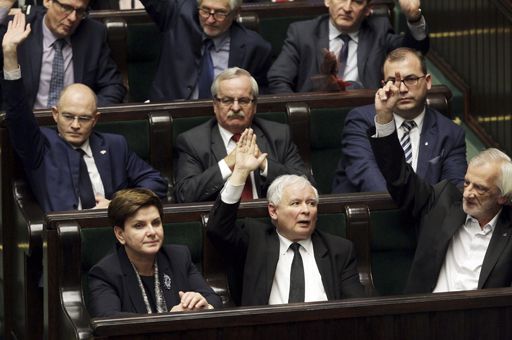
[400, 120, 416, 164]
[338, 34, 350, 78]
[198, 39, 214, 99]
[77, 149, 96, 209]
[47, 39, 66, 108]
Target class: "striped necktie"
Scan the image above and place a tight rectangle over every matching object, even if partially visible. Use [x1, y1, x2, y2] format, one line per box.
[47, 39, 66, 107]
[400, 120, 416, 164]
[338, 34, 350, 78]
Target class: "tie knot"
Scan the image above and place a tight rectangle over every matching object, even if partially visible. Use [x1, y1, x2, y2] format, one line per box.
[402, 120, 416, 132]
[231, 133, 241, 142]
[77, 148, 86, 157]
[290, 242, 301, 252]
[339, 33, 350, 44]
[53, 39, 66, 51]
[203, 38, 213, 51]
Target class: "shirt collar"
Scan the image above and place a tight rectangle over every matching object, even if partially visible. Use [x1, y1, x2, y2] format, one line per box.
[204, 31, 230, 52]
[393, 108, 426, 132]
[328, 19, 359, 44]
[218, 124, 236, 149]
[72, 139, 92, 157]
[465, 208, 503, 235]
[276, 230, 313, 255]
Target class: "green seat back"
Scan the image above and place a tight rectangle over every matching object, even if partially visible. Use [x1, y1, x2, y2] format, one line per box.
[95, 120, 150, 162]
[310, 107, 353, 194]
[127, 22, 161, 102]
[370, 209, 416, 295]
[81, 221, 203, 309]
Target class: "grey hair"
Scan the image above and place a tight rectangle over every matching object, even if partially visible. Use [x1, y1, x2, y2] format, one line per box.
[210, 67, 259, 98]
[469, 148, 512, 200]
[197, 0, 242, 12]
[267, 175, 318, 206]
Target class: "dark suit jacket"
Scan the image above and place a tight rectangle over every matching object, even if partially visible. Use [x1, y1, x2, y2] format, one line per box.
[173, 117, 309, 203]
[0, 6, 125, 108]
[88, 244, 222, 317]
[4, 78, 167, 213]
[332, 105, 467, 193]
[206, 198, 365, 306]
[267, 14, 429, 93]
[140, 0, 273, 101]
[370, 131, 512, 293]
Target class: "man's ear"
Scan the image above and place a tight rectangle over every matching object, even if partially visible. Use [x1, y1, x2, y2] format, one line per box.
[498, 196, 509, 206]
[51, 106, 59, 124]
[114, 225, 125, 244]
[364, 6, 372, 17]
[268, 203, 277, 220]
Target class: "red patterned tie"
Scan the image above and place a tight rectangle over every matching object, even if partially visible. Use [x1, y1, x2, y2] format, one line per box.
[231, 133, 254, 201]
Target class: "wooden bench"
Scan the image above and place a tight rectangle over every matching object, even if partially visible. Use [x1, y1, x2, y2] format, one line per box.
[44, 192, 402, 339]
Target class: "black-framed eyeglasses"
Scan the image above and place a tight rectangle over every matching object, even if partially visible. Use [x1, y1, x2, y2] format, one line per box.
[52, 0, 89, 19]
[198, 7, 232, 21]
[214, 96, 255, 107]
[60, 112, 94, 123]
[382, 75, 427, 88]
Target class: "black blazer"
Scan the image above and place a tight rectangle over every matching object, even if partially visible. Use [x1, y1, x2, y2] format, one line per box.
[206, 198, 365, 306]
[0, 6, 125, 108]
[268, 14, 429, 93]
[370, 131, 512, 293]
[173, 117, 310, 203]
[140, 0, 272, 101]
[88, 244, 222, 317]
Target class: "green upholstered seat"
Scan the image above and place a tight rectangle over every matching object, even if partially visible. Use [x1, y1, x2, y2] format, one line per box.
[95, 120, 150, 162]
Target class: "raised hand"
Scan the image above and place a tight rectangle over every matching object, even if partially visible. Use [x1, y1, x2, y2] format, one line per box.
[398, 0, 422, 21]
[229, 128, 267, 186]
[2, 11, 30, 52]
[374, 72, 401, 124]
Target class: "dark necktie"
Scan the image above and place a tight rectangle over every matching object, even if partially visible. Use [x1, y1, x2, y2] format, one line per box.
[400, 120, 416, 164]
[48, 39, 66, 108]
[198, 39, 214, 99]
[337, 34, 350, 78]
[77, 149, 96, 209]
[288, 242, 305, 303]
[231, 133, 254, 201]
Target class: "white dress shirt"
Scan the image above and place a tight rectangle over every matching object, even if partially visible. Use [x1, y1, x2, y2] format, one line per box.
[434, 211, 501, 292]
[268, 233, 327, 304]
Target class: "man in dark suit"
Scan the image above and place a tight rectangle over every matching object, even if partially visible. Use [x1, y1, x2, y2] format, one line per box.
[140, 0, 272, 101]
[173, 67, 309, 203]
[369, 70, 512, 293]
[0, 0, 125, 109]
[332, 48, 467, 193]
[2, 13, 167, 212]
[267, 0, 429, 93]
[207, 129, 365, 305]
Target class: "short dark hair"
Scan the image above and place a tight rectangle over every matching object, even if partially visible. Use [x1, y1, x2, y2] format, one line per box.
[108, 188, 163, 229]
[382, 47, 427, 76]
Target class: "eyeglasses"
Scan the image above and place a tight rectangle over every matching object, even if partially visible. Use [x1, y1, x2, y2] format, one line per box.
[52, 0, 89, 19]
[60, 112, 95, 124]
[383, 75, 427, 88]
[214, 96, 255, 107]
[198, 7, 232, 21]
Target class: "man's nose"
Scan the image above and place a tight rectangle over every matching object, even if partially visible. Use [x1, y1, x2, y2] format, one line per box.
[71, 117, 80, 128]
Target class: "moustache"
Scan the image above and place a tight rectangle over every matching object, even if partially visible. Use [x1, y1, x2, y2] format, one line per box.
[227, 111, 245, 118]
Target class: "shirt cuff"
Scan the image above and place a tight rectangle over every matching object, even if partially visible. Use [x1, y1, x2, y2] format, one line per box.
[260, 161, 268, 177]
[373, 116, 396, 138]
[407, 16, 427, 41]
[218, 159, 232, 181]
[4, 66, 21, 80]
[220, 180, 244, 204]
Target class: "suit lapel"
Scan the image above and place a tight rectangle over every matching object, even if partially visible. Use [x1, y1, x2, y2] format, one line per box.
[210, 123, 228, 163]
[315, 16, 330, 76]
[264, 230, 280, 299]
[117, 246, 149, 314]
[252, 122, 270, 195]
[228, 24, 246, 67]
[66, 142, 81, 204]
[356, 24, 372, 83]
[478, 208, 512, 288]
[416, 108, 437, 178]
[70, 25, 86, 81]
[312, 232, 334, 299]
[89, 133, 113, 195]
[439, 203, 467, 249]
[156, 250, 175, 310]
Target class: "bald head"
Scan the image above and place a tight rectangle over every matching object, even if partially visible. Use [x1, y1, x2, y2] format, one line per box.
[52, 83, 100, 147]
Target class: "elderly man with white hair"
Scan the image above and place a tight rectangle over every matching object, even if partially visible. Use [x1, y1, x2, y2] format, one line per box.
[207, 128, 365, 306]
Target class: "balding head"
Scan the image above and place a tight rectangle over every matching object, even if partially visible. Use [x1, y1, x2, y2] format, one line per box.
[52, 83, 100, 147]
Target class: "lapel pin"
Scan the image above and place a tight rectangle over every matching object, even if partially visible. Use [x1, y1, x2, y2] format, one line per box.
[100, 150, 107, 155]
[425, 142, 429, 146]
[163, 274, 171, 290]
[503, 233, 508, 237]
